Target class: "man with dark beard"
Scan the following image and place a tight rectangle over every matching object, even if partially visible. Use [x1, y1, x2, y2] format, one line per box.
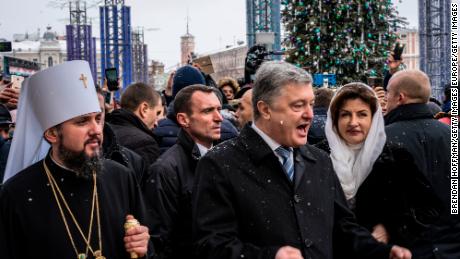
[54, 122, 104, 179]
[0, 61, 151, 259]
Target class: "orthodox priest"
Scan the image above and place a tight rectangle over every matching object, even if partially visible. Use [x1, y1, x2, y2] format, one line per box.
[0, 61, 151, 259]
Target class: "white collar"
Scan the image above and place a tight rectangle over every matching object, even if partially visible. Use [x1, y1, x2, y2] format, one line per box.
[196, 143, 211, 157]
[251, 122, 294, 168]
[251, 122, 282, 152]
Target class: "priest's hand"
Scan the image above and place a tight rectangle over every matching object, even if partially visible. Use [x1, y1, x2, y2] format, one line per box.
[124, 215, 150, 257]
[389, 245, 412, 259]
[372, 87, 387, 114]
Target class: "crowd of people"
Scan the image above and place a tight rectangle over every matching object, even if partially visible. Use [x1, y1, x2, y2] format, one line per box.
[0, 51, 457, 259]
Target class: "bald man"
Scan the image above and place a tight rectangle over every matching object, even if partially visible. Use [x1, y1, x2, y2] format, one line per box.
[361, 70, 458, 258]
[384, 70, 431, 114]
[234, 89, 253, 129]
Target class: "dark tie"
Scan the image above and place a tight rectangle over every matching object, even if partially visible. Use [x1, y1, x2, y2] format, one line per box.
[275, 146, 294, 181]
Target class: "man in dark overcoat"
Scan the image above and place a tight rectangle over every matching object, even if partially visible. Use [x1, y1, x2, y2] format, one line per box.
[192, 61, 412, 259]
[0, 61, 151, 259]
[106, 82, 163, 166]
[356, 69, 459, 258]
[145, 85, 223, 259]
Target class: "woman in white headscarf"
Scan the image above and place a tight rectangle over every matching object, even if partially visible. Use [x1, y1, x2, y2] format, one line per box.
[315, 82, 388, 243]
[317, 82, 441, 251]
[317, 82, 386, 204]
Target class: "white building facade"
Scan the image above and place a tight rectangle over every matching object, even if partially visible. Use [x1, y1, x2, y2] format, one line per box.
[9, 26, 67, 69]
[196, 45, 248, 83]
[397, 28, 420, 70]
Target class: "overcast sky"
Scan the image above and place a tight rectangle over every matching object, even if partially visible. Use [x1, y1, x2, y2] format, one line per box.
[0, 0, 421, 69]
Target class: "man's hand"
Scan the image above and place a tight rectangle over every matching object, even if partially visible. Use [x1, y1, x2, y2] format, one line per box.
[164, 71, 175, 96]
[102, 78, 121, 91]
[124, 215, 150, 257]
[371, 224, 389, 244]
[104, 102, 114, 114]
[372, 86, 387, 114]
[275, 246, 304, 259]
[390, 245, 412, 259]
[0, 87, 20, 109]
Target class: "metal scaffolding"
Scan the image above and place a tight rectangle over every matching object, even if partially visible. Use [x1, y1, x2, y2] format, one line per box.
[246, 0, 281, 52]
[100, 0, 132, 96]
[132, 27, 148, 84]
[66, 0, 97, 82]
[419, 0, 451, 100]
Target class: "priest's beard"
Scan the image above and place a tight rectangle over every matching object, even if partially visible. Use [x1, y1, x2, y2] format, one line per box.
[57, 136, 103, 179]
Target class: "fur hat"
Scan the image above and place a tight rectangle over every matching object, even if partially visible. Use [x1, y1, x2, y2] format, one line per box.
[218, 77, 240, 94]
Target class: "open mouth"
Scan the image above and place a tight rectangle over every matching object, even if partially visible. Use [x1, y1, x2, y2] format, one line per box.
[296, 123, 309, 136]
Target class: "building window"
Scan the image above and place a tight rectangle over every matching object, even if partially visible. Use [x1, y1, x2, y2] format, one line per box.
[48, 56, 53, 67]
[33, 58, 38, 62]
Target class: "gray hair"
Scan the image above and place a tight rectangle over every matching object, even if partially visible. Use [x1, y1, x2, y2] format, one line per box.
[252, 61, 313, 120]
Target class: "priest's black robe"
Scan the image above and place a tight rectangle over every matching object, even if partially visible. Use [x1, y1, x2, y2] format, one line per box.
[0, 153, 150, 259]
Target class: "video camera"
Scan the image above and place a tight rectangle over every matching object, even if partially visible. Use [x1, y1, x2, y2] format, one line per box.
[244, 45, 283, 85]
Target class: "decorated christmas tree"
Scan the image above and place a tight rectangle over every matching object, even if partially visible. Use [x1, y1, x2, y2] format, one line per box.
[282, 0, 406, 84]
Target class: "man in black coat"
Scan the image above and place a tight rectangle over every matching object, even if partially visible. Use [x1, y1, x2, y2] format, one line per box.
[192, 61, 411, 259]
[107, 82, 163, 166]
[145, 85, 223, 259]
[96, 90, 147, 185]
[0, 61, 151, 259]
[373, 70, 458, 258]
[307, 87, 333, 145]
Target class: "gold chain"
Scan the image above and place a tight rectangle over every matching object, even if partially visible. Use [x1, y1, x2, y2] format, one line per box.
[43, 160, 103, 258]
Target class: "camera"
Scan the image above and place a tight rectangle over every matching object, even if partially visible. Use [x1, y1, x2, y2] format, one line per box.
[104, 91, 112, 104]
[393, 43, 405, 61]
[367, 77, 383, 88]
[244, 45, 283, 85]
[11, 75, 24, 90]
